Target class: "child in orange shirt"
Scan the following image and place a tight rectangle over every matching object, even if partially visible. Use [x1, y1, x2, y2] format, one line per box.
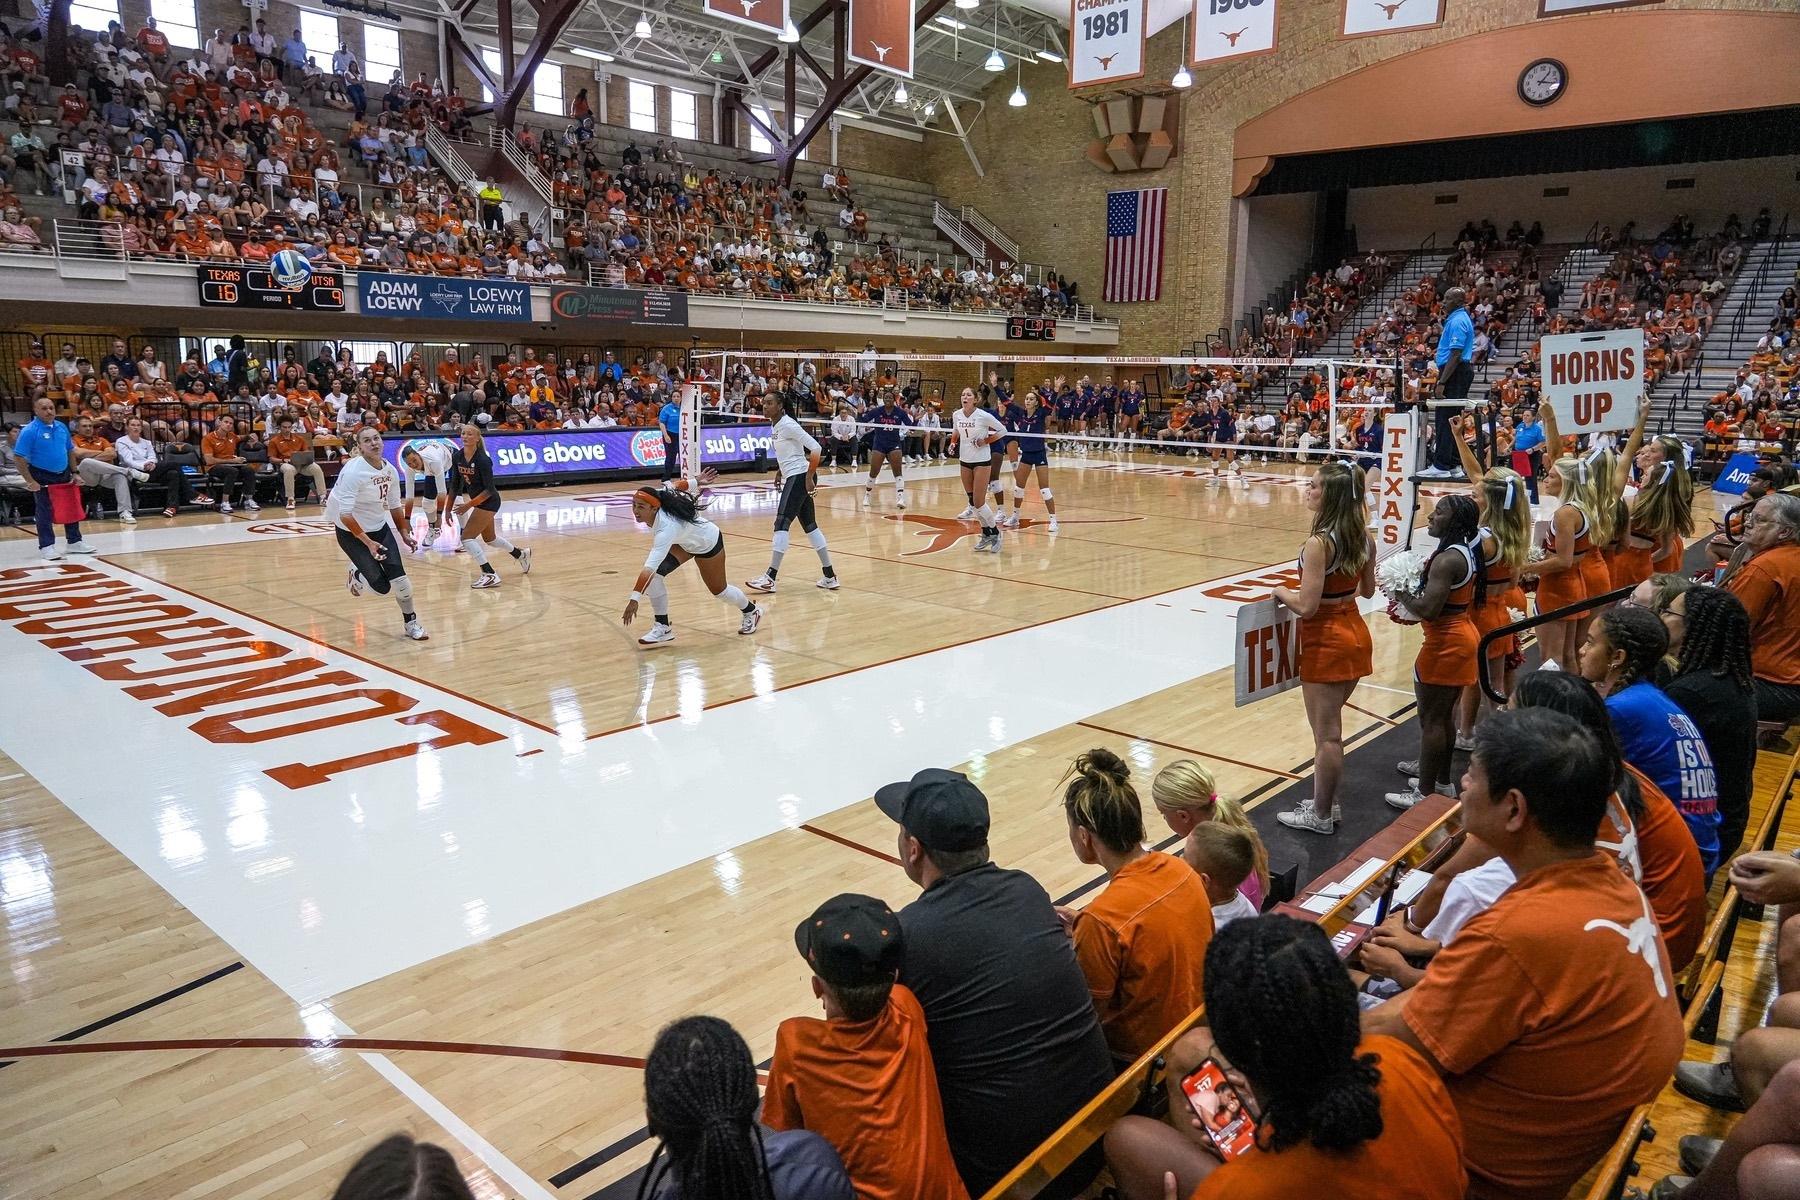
[764, 894, 968, 1200]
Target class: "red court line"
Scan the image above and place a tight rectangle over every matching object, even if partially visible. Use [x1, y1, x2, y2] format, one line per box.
[729, 530, 1129, 601]
[97, 559, 560, 736]
[1074, 721, 1304, 781]
[0, 1035, 648, 1070]
[1345, 701, 1401, 728]
[800, 823, 902, 865]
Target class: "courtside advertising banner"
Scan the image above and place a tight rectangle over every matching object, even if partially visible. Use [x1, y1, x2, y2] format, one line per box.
[1540, 328, 1644, 434]
[1191, 0, 1276, 66]
[1341, 0, 1444, 37]
[847, 0, 915, 77]
[1372, 410, 1417, 557]
[1069, 0, 1145, 87]
[704, 0, 786, 35]
[382, 424, 770, 484]
[1234, 597, 1301, 706]
[357, 275, 532, 322]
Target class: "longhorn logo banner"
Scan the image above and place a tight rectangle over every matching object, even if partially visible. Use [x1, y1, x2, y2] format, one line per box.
[1341, 0, 1443, 37]
[1191, 0, 1276, 66]
[704, 0, 787, 36]
[1069, 0, 1144, 88]
[847, 0, 914, 77]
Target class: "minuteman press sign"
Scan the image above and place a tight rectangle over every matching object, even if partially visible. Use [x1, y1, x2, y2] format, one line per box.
[1540, 329, 1643, 433]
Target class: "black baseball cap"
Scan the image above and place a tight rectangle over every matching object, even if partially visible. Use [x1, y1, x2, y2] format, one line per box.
[794, 893, 903, 988]
[874, 768, 989, 851]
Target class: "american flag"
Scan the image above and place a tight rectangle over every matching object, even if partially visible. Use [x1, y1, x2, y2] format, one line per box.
[1105, 187, 1167, 303]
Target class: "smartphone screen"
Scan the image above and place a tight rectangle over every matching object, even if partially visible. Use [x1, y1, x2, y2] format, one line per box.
[1179, 1058, 1259, 1160]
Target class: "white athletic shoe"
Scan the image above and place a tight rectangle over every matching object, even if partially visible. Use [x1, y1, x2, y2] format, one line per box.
[243, 499, 261, 512]
[39, 545, 63, 562]
[1276, 801, 1337, 835]
[816, 576, 840, 590]
[120, 511, 136, 524]
[218, 501, 233, 514]
[285, 502, 297, 512]
[896, 494, 906, 509]
[1048, 517, 1059, 532]
[738, 603, 764, 635]
[403, 618, 429, 641]
[428, 522, 443, 539]
[1406, 776, 1455, 795]
[517, 547, 533, 575]
[1396, 759, 1419, 777]
[1415, 465, 1456, 480]
[127, 468, 150, 483]
[1385, 787, 1424, 811]
[745, 573, 777, 593]
[1454, 732, 1475, 752]
[346, 568, 365, 597]
[65, 541, 97, 555]
[1001, 514, 1020, 529]
[471, 572, 502, 589]
[638, 623, 676, 646]
[955, 505, 977, 520]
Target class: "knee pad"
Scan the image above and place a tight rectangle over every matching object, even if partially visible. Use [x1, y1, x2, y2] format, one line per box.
[1040, 487, 1053, 501]
[807, 527, 828, 549]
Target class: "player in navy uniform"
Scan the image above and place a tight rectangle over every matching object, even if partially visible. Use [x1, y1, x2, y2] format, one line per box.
[1003, 389, 1058, 532]
[861, 389, 913, 509]
[1095, 377, 1119, 444]
[452, 423, 532, 588]
[1117, 378, 1143, 446]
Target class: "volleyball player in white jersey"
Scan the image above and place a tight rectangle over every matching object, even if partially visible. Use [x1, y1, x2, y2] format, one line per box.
[328, 426, 428, 641]
[745, 391, 839, 593]
[626, 484, 761, 643]
[953, 386, 1008, 552]
[400, 438, 454, 539]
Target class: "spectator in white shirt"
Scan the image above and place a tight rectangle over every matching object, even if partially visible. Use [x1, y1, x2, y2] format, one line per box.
[1187, 824, 1261, 930]
[204, 29, 232, 70]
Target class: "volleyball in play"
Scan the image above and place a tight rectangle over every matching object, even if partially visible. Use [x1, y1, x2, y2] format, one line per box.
[269, 249, 312, 290]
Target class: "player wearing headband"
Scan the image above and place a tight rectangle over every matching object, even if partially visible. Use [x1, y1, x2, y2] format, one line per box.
[625, 484, 762, 644]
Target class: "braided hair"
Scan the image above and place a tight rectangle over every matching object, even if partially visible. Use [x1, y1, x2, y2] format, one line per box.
[637, 1016, 775, 1200]
[1203, 915, 1383, 1154]
[1674, 586, 1754, 692]
[1425, 493, 1487, 609]
[1597, 604, 1669, 691]
[1061, 747, 1144, 855]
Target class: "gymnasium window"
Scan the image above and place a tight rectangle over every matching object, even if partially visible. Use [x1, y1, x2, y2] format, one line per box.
[480, 48, 503, 102]
[148, 0, 198, 47]
[363, 25, 402, 87]
[748, 105, 773, 154]
[628, 81, 657, 133]
[669, 89, 697, 141]
[298, 10, 339, 71]
[532, 62, 563, 114]
[68, 0, 119, 38]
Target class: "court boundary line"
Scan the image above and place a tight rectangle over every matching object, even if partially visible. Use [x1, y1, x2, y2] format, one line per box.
[799, 823, 903, 865]
[1074, 721, 1304, 781]
[0, 960, 244, 1070]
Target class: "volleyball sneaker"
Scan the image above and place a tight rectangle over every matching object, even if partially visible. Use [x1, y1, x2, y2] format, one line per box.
[816, 576, 840, 590]
[518, 547, 533, 575]
[471, 573, 501, 589]
[1276, 801, 1336, 835]
[955, 505, 977, 520]
[745, 573, 777, 593]
[346, 568, 366, 597]
[638, 623, 676, 646]
[403, 618, 429, 641]
[739, 604, 764, 635]
[1048, 517, 1059, 532]
[1385, 787, 1424, 810]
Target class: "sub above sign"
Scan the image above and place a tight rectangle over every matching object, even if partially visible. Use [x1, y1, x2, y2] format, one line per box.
[549, 286, 689, 329]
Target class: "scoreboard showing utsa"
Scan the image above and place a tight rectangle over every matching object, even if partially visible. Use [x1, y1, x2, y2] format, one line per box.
[1006, 316, 1057, 341]
[1539, 328, 1643, 433]
[196, 264, 346, 311]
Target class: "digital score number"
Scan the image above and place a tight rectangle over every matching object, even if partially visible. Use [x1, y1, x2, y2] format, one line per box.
[1006, 317, 1057, 341]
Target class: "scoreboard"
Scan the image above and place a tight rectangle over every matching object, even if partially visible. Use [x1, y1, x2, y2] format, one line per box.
[1006, 316, 1057, 341]
[196, 265, 346, 311]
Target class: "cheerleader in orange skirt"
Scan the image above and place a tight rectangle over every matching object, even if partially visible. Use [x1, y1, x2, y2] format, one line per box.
[1631, 429, 1696, 577]
[1453, 433, 1534, 748]
[1386, 494, 1484, 809]
[1271, 461, 1375, 836]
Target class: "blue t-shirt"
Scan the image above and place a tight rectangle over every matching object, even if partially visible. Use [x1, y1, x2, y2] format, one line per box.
[1435, 307, 1475, 368]
[15, 417, 73, 474]
[658, 401, 681, 437]
[1513, 420, 1546, 453]
[1606, 681, 1722, 871]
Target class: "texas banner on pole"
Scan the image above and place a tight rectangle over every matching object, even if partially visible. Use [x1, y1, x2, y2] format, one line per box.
[1191, 0, 1276, 66]
[847, 0, 914, 76]
[704, 0, 787, 36]
[1068, 0, 1145, 87]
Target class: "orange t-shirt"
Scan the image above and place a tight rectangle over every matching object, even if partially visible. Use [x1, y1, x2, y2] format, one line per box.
[1071, 851, 1213, 1061]
[267, 432, 309, 461]
[1726, 543, 1800, 685]
[1623, 764, 1706, 972]
[202, 432, 240, 461]
[73, 433, 110, 454]
[18, 356, 50, 387]
[1401, 852, 1684, 1199]
[763, 985, 968, 1200]
[1188, 1037, 1465, 1199]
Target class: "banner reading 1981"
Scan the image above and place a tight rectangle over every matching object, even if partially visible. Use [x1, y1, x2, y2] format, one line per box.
[1191, 0, 1276, 66]
[1068, 0, 1145, 88]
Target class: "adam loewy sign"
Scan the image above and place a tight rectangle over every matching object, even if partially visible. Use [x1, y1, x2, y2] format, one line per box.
[550, 286, 688, 329]
[358, 275, 531, 322]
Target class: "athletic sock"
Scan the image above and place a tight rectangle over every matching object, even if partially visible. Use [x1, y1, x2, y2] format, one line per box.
[509, 547, 523, 559]
[647, 576, 670, 619]
[719, 583, 752, 610]
[392, 576, 415, 614]
[481, 563, 497, 576]
[462, 538, 490, 567]
[489, 535, 516, 554]
[976, 503, 996, 528]
[654, 615, 671, 626]
[769, 529, 790, 576]
[807, 527, 831, 573]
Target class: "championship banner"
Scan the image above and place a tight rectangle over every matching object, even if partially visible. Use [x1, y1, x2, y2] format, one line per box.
[1191, 0, 1276, 66]
[1069, 0, 1145, 87]
[1540, 328, 1643, 434]
[1372, 410, 1417, 557]
[1341, 0, 1443, 37]
[847, 0, 914, 77]
[1540, 0, 1658, 15]
[703, 0, 787, 35]
[1234, 597, 1301, 707]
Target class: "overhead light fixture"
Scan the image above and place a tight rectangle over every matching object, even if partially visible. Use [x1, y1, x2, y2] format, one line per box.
[1171, 63, 1192, 88]
[1009, 59, 1026, 106]
[1036, 48, 1063, 62]
[1172, 8, 1191, 87]
[573, 47, 616, 62]
[984, 46, 1004, 71]
[924, 99, 937, 115]
[933, 16, 966, 29]
[954, 0, 979, 9]
[779, 18, 799, 42]
[633, 11, 651, 37]
[893, 79, 909, 103]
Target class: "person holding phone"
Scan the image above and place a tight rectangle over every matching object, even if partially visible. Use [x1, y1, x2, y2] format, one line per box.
[1102, 915, 1466, 1199]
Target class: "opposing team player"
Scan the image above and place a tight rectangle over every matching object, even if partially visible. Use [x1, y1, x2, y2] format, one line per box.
[952, 386, 1009, 552]
[451, 423, 532, 589]
[861, 388, 913, 509]
[1004, 389, 1058, 532]
[746, 392, 840, 593]
[328, 425, 428, 641]
[400, 438, 454, 540]
[626, 485, 762, 644]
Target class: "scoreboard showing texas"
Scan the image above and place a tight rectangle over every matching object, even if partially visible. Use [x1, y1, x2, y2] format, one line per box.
[196, 265, 346, 311]
[1007, 316, 1058, 341]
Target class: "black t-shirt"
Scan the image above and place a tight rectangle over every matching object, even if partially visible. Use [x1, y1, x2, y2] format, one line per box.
[897, 863, 1112, 1197]
[1664, 670, 1758, 838]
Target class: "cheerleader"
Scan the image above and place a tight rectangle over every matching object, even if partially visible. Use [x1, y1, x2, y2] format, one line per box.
[1004, 390, 1058, 532]
[861, 389, 913, 509]
[1531, 411, 1610, 670]
[452, 423, 532, 588]
[1629, 423, 1696, 580]
[626, 485, 762, 644]
[400, 438, 454, 537]
[1387, 494, 1483, 809]
[1272, 461, 1375, 835]
[951, 387, 1008, 552]
[327, 426, 428, 641]
[746, 391, 838, 592]
[1453, 434, 1534, 747]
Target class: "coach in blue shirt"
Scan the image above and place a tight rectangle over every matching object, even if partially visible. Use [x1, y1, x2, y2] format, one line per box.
[658, 393, 682, 482]
[15, 395, 95, 559]
[1512, 407, 1547, 500]
[1422, 285, 1476, 479]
